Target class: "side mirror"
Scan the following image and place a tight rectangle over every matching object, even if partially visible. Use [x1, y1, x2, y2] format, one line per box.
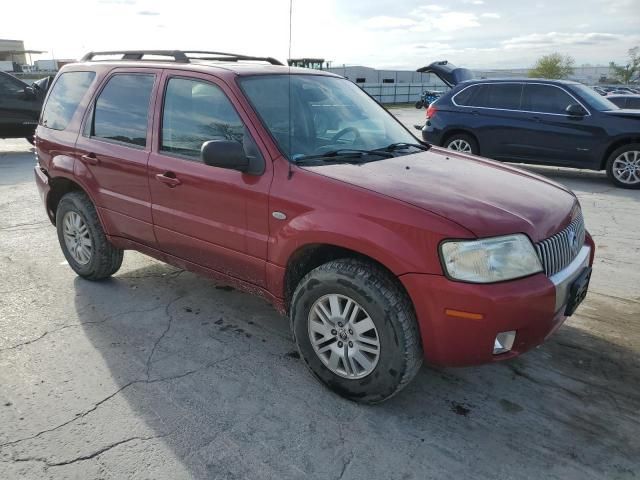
[201, 140, 264, 175]
[566, 103, 587, 117]
[23, 86, 37, 99]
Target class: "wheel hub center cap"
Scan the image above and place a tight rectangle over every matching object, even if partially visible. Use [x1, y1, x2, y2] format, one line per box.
[338, 329, 348, 340]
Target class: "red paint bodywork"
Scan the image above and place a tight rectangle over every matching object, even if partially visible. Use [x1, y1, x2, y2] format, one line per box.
[34, 61, 594, 367]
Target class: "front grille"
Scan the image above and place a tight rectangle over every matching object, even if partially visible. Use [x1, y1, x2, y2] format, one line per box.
[535, 212, 585, 277]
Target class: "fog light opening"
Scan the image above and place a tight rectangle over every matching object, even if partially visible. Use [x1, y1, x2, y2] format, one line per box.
[493, 331, 516, 355]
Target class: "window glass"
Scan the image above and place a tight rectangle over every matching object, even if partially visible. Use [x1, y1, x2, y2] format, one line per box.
[41, 71, 95, 130]
[485, 84, 523, 110]
[161, 78, 255, 161]
[454, 84, 487, 107]
[628, 98, 640, 109]
[522, 84, 575, 114]
[0, 73, 25, 94]
[92, 74, 154, 146]
[239, 75, 415, 160]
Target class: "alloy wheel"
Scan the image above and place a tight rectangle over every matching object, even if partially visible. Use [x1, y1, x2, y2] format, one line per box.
[307, 293, 380, 379]
[62, 211, 93, 265]
[447, 139, 472, 153]
[612, 151, 640, 185]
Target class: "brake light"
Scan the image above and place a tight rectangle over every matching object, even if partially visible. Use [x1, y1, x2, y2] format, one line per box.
[426, 105, 437, 119]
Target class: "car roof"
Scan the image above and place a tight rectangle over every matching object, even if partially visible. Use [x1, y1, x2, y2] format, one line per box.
[61, 59, 342, 78]
[460, 77, 581, 86]
[607, 93, 640, 98]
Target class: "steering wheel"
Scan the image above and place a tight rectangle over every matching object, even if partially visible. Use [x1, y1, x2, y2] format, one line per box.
[330, 127, 362, 145]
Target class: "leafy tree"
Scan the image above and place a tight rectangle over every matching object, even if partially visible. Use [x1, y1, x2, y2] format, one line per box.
[609, 47, 640, 84]
[528, 53, 575, 79]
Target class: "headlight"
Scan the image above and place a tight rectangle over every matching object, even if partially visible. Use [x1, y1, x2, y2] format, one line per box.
[440, 234, 543, 283]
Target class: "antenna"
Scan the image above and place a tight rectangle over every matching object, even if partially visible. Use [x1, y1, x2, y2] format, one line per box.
[287, 0, 294, 179]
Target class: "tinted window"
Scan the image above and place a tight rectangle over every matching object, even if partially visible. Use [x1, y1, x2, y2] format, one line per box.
[41, 71, 95, 130]
[453, 84, 481, 106]
[522, 84, 575, 114]
[627, 97, 640, 109]
[0, 73, 25, 94]
[92, 74, 154, 147]
[608, 97, 626, 108]
[161, 78, 256, 161]
[485, 84, 523, 110]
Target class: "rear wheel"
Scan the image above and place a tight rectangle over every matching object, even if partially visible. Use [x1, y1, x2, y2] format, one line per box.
[606, 144, 640, 189]
[444, 133, 479, 155]
[290, 258, 423, 404]
[415, 100, 424, 109]
[56, 191, 123, 280]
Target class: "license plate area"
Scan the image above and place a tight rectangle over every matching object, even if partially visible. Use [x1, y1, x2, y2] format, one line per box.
[564, 267, 591, 316]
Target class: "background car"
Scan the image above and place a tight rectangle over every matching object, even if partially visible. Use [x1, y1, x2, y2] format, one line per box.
[0, 71, 49, 144]
[418, 62, 640, 189]
[607, 94, 640, 109]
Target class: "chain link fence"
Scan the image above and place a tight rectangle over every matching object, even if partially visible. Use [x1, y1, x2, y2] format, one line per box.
[359, 83, 449, 105]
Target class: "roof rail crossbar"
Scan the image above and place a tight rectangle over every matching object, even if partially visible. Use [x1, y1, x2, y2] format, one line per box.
[80, 50, 283, 65]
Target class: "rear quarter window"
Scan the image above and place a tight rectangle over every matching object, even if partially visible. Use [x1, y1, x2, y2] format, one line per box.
[41, 71, 96, 130]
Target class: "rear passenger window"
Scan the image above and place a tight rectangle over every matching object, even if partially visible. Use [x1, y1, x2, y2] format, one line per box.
[628, 98, 640, 109]
[485, 84, 522, 110]
[522, 84, 574, 114]
[91, 74, 155, 147]
[453, 85, 481, 106]
[161, 78, 256, 161]
[41, 71, 96, 130]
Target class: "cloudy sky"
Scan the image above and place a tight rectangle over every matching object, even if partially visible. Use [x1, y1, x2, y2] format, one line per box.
[4, 0, 640, 69]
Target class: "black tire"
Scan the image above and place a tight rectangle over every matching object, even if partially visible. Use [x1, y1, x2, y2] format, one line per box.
[415, 100, 424, 109]
[290, 258, 423, 404]
[56, 191, 123, 280]
[605, 143, 640, 189]
[443, 133, 479, 155]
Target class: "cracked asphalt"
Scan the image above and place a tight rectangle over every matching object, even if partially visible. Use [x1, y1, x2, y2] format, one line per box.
[1, 111, 640, 479]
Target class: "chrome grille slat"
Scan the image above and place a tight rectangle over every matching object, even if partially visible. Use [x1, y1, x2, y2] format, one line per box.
[536, 212, 585, 277]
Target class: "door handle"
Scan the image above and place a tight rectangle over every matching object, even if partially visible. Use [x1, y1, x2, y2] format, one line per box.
[155, 172, 181, 187]
[531, 116, 541, 122]
[80, 152, 99, 165]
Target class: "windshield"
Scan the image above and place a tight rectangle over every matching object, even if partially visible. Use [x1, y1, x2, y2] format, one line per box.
[239, 74, 417, 161]
[572, 84, 620, 111]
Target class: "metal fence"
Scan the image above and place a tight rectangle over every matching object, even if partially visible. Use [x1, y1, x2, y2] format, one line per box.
[359, 83, 449, 105]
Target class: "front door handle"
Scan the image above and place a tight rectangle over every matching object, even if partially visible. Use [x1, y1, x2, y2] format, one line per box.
[80, 152, 99, 165]
[155, 172, 181, 187]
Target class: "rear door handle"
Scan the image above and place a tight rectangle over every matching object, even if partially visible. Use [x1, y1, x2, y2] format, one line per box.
[155, 172, 181, 187]
[80, 152, 99, 165]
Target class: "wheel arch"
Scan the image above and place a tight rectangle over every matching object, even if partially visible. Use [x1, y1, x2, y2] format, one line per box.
[600, 137, 640, 170]
[282, 243, 411, 315]
[441, 129, 480, 153]
[47, 176, 100, 227]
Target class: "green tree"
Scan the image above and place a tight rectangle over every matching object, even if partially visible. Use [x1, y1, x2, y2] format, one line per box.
[609, 47, 640, 84]
[528, 53, 575, 79]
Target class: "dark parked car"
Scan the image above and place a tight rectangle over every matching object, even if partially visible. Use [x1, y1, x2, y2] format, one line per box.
[0, 71, 49, 144]
[607, 94, 640, 109]
[35, 50, 594, 403]
[418, 62, 640, 188]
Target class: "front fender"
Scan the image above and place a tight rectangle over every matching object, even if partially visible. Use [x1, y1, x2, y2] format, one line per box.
[268, 211, 445, 276]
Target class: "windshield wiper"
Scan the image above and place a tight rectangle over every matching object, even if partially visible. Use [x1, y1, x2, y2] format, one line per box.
[379, 142, 430, 152]
[293, 149, 394, 164]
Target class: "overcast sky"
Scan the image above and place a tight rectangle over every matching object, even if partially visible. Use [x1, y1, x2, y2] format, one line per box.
[5, 0, 640, 69]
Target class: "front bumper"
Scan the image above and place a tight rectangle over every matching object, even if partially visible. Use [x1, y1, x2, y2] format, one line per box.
[400, 239, 593, 367]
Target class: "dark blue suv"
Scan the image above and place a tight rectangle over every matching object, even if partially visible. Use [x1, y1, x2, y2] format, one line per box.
[419, 61, 640, 189]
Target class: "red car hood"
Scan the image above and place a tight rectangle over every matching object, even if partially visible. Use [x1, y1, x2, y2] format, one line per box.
[303, 148, 578, 242]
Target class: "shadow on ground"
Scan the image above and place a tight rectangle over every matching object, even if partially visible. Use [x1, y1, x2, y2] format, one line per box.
[64, 262, 639, 479]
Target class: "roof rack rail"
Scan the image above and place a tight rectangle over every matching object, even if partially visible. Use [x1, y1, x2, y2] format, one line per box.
[80, 50, 284, 66]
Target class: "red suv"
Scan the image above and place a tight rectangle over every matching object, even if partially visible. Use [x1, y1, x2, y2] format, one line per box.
[34, 50, 595, 403]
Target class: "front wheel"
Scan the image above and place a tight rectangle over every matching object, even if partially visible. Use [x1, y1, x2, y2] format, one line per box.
[290, 259, 423, 404]
[444, 133, 479, 155]
[56, 191, 124, 280]
[606, 144, 640, 189]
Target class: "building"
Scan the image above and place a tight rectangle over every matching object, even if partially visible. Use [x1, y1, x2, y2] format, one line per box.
[0, 39, 27, 64]
[326, 64, 616, 86]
